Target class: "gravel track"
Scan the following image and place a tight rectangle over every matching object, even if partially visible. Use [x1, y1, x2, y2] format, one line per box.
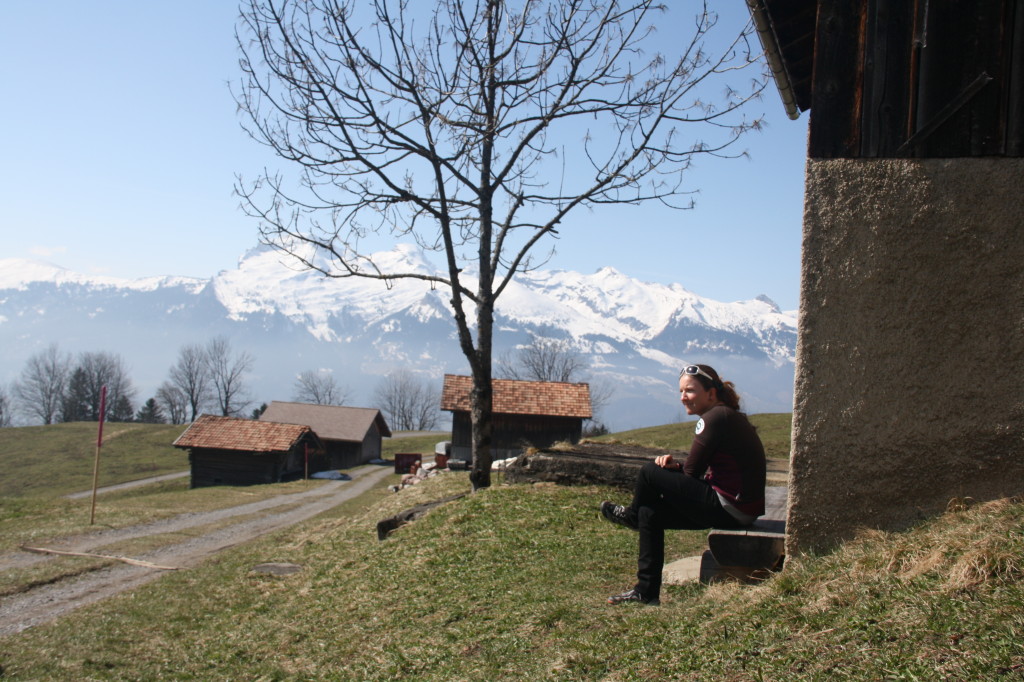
[0, 465, 393, 638]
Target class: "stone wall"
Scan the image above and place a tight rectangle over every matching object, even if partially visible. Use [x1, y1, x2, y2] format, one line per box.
[787, 157, 1024, 553]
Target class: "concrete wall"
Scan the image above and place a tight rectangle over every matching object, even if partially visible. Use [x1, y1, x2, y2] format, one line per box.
[787, 157, 1024, 554]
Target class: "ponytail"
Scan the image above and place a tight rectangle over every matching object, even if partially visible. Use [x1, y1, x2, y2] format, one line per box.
[715, 381, 741, 411]
[689, 364, 742, 411]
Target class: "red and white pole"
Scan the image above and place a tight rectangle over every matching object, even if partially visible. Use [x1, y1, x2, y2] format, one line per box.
[89, 385, 107, 524]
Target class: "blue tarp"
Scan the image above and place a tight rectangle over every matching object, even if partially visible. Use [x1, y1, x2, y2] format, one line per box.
[310, 470, 352, 480]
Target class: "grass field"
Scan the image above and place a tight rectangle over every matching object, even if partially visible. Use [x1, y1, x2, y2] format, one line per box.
[3, 417, 1021, 679]
[593, 412, 792, 459]
[0, 422, 190, 498]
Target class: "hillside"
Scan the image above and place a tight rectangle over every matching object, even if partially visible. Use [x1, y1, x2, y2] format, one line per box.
[0, 423, 453, 499]
[2, 464, 1022, 678]
[0, 423, 189, 498]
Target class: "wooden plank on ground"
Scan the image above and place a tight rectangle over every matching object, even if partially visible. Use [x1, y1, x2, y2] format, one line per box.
[22, 546, 179, 570]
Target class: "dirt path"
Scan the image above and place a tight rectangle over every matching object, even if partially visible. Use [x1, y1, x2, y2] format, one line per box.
[0, 465, 394, 638]
[64, 470, 192, 499]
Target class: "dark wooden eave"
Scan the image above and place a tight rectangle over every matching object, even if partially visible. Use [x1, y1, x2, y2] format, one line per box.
[746, 0, 817, 118]
[751, 0, 1024, 158]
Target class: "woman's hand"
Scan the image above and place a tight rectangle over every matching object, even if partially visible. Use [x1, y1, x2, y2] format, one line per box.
[655, 454, 682, 470]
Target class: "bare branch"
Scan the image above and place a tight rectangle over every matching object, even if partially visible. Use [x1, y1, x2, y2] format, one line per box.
[235, 0, 765, 485]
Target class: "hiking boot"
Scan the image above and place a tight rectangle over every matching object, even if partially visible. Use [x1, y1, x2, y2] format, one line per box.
[600, 501, 637, 530]
[607, 588, 659, 606]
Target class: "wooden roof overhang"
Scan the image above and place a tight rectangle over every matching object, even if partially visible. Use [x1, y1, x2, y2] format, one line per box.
[748, 0, 1024, 158]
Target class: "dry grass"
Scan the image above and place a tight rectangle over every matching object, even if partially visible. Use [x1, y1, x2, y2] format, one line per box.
[2, 473, 1023, 680]
[4, 420, 1023, 679]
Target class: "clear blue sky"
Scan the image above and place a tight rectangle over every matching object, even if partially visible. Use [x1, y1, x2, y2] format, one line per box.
[0, 1, 808, 310]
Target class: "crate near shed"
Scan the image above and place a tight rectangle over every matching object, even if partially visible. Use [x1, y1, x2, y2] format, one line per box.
[394, 453, 422, 474]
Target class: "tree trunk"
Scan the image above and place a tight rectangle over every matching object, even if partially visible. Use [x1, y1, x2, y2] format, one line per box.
[469, 374, 493, 491]
[469, 294, 495, 490]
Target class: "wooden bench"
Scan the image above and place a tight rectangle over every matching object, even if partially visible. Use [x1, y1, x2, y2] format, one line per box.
[699, 485, 787, 583]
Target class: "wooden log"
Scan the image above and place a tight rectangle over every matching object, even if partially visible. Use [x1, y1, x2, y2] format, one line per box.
[22, 546, 179, 570]
[376, 493, 468, 540]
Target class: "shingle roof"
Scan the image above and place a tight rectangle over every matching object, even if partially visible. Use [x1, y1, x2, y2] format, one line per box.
[440, 374, 592, 418]
[172, 414, 313, 453]
[259, 402, 392, 441]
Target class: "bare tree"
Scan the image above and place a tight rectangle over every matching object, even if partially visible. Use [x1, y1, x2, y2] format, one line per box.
[497, 336, 586, 383]
[168, 344, 212, 422]
[236, 0, 764, 488]
[14, 343, 70, 425]
[156, 382, 189, 425]
[293, 370, 351, 405]
[205, 337, 254, 417]
[498, 335, 613, 422]
[373, 370, 440, 431]
[58, 351, 136, 422]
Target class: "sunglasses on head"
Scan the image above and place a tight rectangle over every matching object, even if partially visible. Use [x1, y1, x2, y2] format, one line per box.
[680, 364, 717, 383]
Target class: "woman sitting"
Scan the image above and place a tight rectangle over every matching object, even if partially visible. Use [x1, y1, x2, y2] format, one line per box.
[601, 363, 766, 605]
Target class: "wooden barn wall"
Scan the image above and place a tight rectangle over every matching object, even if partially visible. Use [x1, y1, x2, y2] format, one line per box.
[361, 425, 382, 461]
[324, 440, 363, 470]
[810, 0, 1023, 158]
[450, 412, 583, 457]
[189, 448, 300, 488]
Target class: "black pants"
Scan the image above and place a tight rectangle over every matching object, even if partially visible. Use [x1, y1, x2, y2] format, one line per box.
[628, 461, 743, 599]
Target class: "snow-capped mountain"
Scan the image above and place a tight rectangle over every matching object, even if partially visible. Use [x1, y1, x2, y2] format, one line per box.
[0, 244, 797, 430]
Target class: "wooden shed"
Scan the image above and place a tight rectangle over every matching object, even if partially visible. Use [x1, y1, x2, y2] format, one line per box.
[440, 374, 592, 462]
[748, 0, 1024, 553]
[259, 401, 391, 470]
[173, 414, 323, 488]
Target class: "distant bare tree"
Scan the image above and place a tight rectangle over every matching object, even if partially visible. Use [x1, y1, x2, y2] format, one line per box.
[87, 352, 135, 421]
[498, 336, 585, 383]
[584, 378, 614, 425]
[205, 337, 254, 417]
[155, 382, 188, 425]
[0, 384, 12, 427]
[59, 351, 136, 422]
[373, 370, 440, 431]
[498, 335, 613, 422]
[168, 344, 212, 422]
[293, 370, 351, 405]
[14, 343, 70, 425]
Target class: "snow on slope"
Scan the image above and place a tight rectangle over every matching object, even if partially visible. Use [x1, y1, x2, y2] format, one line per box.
[501, 265, 795, 343]
[0, 258, 205, 293]
[1, 245, 794, 353]
[0, 244, 798, 426]
[210, 244, 450, 341]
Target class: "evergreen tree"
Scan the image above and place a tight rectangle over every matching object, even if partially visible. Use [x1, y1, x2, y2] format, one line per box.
[109, 394, 135, 422]
[60, 368, 91, 423]
[0, 384, 12, 427]
[136, 397, 165, 424]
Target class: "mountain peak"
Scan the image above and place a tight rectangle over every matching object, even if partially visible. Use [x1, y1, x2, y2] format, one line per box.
[755, 294, 782, 314]
[0, 243, 797, 429]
